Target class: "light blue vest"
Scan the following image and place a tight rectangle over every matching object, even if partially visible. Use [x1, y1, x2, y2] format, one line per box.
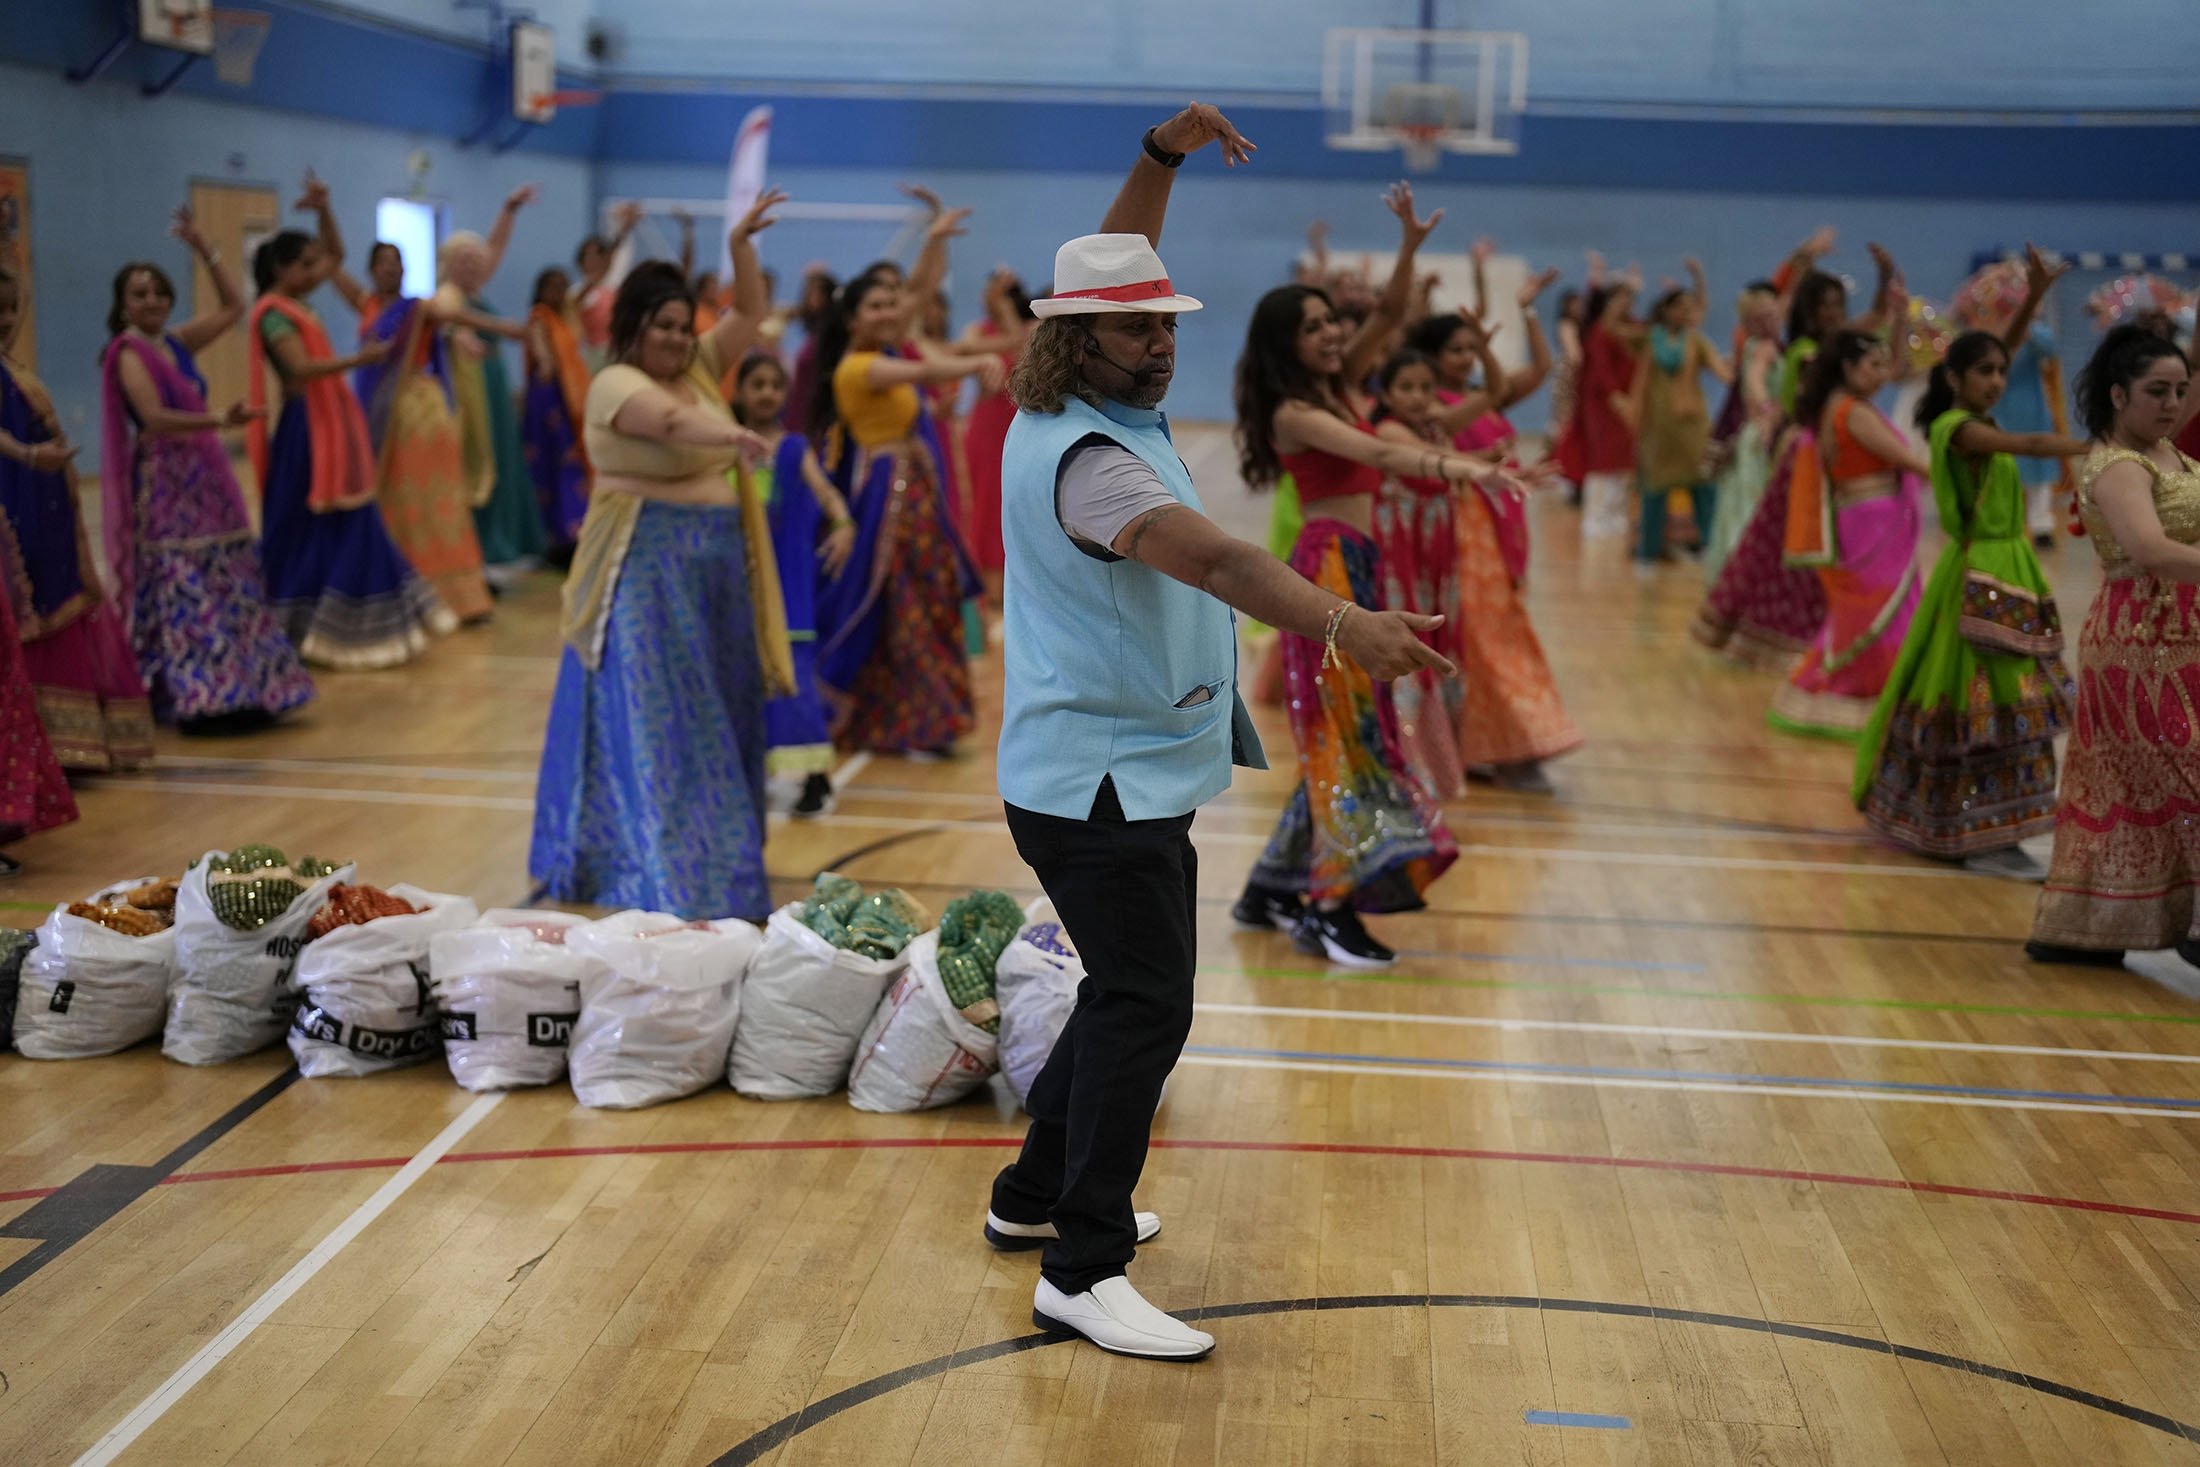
[997, 396, 1265, 821]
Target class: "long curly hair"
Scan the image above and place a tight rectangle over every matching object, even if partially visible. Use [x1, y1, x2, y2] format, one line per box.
[1007, 317, 1103, 415]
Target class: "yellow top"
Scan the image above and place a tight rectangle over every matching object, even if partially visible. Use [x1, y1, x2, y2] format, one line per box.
[832, 349, 921, 449]
[583, 335, 741, 479]
[560, 333, 792, 692]
[2077, 444, 2200, 574]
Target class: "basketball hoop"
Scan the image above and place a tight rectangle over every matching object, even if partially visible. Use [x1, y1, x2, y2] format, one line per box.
[522, 88, 602, 123]
[209, 8, 269, 86]
[1394, 123, 1447, 173]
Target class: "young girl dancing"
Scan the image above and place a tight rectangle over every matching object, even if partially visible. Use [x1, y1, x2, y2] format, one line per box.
[732, 353, 856, 816]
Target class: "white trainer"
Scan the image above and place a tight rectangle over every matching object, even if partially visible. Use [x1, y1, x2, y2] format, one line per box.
[1032, 1276, 1214, 1360]
[984, 1210, 1161, 1252]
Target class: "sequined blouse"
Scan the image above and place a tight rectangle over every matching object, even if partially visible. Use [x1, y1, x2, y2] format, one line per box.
[2076, 444, 2200, 575]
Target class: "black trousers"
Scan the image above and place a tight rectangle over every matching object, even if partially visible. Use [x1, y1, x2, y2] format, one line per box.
[993, 777, 1198, 1293]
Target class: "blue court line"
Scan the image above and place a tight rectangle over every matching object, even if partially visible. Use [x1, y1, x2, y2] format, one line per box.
[1180, 1043, 2200, 1112]
[1393, 949, 1708, 974]
[1524, 1410, 1632, 1430]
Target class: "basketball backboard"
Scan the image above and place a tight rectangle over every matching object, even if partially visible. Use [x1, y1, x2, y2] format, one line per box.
[1323, 28, 1528, 167]
[511, 20, 557, 123]
[139, 0, 215, 55]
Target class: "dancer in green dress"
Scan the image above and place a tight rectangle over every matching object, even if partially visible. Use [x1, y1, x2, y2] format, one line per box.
[1852, 248, 2087, 879]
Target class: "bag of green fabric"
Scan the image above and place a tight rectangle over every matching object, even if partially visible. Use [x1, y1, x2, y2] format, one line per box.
[934, 890, 1024, 1034]
[798, 873, 928, 961]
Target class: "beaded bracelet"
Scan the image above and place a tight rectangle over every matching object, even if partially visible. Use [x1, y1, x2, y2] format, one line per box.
[1321, 600, 1353, 670]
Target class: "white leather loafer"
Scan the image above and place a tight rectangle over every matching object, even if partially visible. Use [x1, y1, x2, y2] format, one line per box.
[1032, 1276, 1214, 1360]
[984, 1210, 1161, 1251]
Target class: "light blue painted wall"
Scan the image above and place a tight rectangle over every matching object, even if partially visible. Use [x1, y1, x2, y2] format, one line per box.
[324, 0, 597, 67]
[600, 158, 2200, 426]
[595, 0, 2200, 110]
[0, 62, 594, 449]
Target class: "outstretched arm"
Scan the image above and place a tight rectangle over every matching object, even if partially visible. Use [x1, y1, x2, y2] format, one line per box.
[705, 188, 787, 367]
[1098, 101, 1257, 246]
[168, 207, 247, 354]
[480, 185, 535, 286]
[1502, 268, 1562, 406]
[2002, 243, 2071, 355]
[1115, 504, 1453, 680]
[1343, 182, 1442, 382]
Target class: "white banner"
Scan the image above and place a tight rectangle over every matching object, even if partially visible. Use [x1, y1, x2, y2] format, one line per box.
[721, 105, 774, 279]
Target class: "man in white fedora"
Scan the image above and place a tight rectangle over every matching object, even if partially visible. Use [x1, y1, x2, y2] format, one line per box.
[984, 103, 1454, 1359]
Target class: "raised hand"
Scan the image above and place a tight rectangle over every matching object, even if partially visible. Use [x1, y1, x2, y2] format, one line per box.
[732, 187, 787, 242]
[2024, 242, 2072, 297]
[1471, 236, 1497, 266]
[898, 182, 946, 218]
[927, 205, 973, 242]
[1152, 101, 1257, 167]
[1383, 182, 1443, 252]
[1867, 241, 1897, 282]
[295, 171, 331, 213]
[1801, 225, 1838, 259]
[611, 199, 644, 233]
[169, 205, 209, 255]
[1518, 266, 1561, 308]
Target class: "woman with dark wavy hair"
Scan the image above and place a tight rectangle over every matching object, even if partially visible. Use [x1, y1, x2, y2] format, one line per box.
[805, 207, 1004, 757]
[100, 204, 313, 731]
[1229, 183, 1531, 967]
[2028, 325, 2200, 965]
[531, 192, 793, 921]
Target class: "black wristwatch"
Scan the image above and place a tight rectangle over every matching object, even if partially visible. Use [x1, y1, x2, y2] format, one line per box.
[1142, 126, 1185, 169]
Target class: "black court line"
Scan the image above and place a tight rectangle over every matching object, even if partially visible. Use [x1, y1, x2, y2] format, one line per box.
[0, 1066, 299, 1299]
[706, 1293, 2200, 1465]
[806, 826, 949, 883]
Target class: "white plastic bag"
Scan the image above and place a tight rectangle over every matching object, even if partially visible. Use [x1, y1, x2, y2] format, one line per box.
[566, 911, 761, 1109]
[729, 905, 908, 1100]
[166, 852, 354, 1066]
[430, 909, 604, 1092]
[994, 919, 1084, 1105]
[847, 930, 999, 1113]
[13, 880, 177, 1060]
[288, 887, 479, 1079]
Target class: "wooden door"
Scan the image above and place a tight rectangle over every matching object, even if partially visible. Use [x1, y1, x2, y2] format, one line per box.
[186, 178, 279, 433]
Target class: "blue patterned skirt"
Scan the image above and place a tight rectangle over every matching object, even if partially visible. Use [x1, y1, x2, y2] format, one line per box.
[530, 498, 771, 921]
[259, 399, 453, 670]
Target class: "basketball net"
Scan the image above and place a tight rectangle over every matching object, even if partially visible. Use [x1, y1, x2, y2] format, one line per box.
[210, 9, 270, 86]
[1395, 123, 1445, 173]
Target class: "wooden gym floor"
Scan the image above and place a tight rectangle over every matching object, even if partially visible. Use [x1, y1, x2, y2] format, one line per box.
[3, 427, 2198, 1466]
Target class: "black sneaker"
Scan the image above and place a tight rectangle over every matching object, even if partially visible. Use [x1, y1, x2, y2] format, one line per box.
[2023, 940, 2124, 968]
[793, 773, 834, 818]
[1231, 887, 1304, 933]
[1293, 907, 1396, 968]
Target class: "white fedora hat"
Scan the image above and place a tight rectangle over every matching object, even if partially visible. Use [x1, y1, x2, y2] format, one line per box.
[1031, 233, 1203, 318]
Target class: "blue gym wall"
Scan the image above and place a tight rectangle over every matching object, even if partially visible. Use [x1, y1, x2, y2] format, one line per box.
[594, 0, 2200, 110]
[5, 0, 2198, 432]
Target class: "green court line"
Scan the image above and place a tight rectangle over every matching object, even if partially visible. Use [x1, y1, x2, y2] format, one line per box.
[1204, 964, 2200, 1028]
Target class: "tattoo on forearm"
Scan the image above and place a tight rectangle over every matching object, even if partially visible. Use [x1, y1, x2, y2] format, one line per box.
[1124, 505, 1182, 563]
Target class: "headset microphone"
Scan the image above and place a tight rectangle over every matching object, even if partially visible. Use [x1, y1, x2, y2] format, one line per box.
[1083, 331, 1168, 389]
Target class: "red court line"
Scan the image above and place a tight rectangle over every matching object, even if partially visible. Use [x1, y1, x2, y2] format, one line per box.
[7, 1136, 2191, 1228]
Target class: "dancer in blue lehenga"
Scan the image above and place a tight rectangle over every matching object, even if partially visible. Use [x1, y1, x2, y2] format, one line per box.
[531, 197, 793, 920]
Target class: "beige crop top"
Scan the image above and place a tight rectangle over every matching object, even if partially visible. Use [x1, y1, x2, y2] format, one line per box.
[2076, 444, 2200, 574]
[583, 335, 738, 480]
